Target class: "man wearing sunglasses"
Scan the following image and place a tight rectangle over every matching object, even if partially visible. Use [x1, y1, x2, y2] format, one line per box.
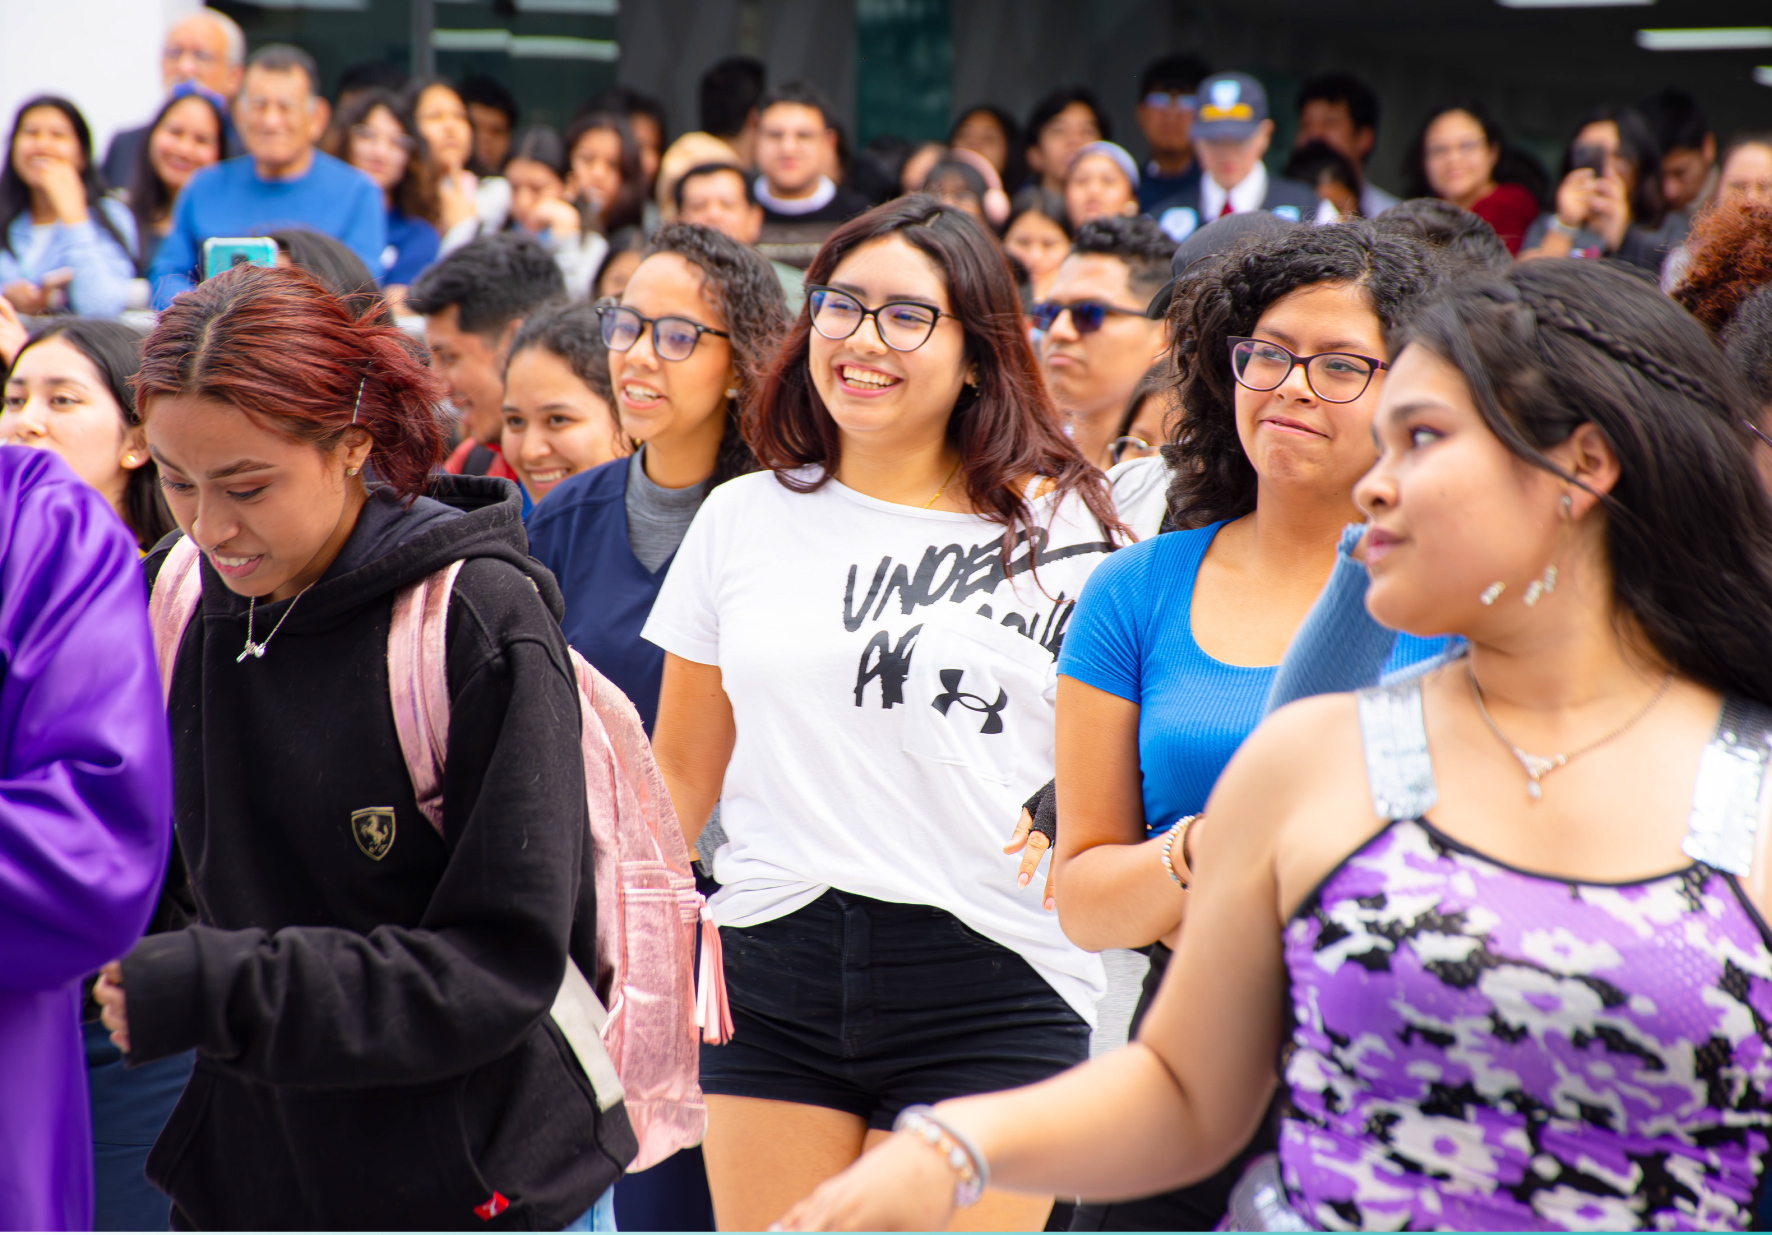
[1036, 216, 1174, 469]
[1134, 54, 1209, 215]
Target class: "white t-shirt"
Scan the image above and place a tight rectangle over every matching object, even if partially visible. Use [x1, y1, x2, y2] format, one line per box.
[644, 469, 1115, 1022]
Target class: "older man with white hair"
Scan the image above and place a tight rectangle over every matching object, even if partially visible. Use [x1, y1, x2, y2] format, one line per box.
[101, 7, 246, 188]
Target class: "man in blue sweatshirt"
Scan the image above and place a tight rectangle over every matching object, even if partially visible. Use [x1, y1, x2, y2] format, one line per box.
[148, 44, 384, 308]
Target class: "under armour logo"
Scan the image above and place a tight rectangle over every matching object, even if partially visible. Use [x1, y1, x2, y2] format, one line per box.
[932, 669, 1007, 734]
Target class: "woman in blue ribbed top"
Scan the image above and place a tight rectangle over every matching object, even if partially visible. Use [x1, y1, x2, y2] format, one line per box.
[1049, 221, 1446, 1231]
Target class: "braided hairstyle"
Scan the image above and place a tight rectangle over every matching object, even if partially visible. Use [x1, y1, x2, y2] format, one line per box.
[1162, 220, 1440, 528]
[1402, 258, 1772, 703]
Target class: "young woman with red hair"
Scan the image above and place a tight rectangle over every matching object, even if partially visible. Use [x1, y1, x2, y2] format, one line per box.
[88, 264, 635, 1230]
[644, 198, 1124, 1231]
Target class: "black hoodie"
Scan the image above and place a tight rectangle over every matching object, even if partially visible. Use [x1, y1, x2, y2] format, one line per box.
[122, 477, 636, 1231]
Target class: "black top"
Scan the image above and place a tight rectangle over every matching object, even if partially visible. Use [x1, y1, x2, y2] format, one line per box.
[122, 477, 635, 1230]
[758, 181, 871, 226]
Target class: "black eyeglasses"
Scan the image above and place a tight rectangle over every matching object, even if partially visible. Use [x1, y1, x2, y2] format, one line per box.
[806, 286, 947, 352]
[598, 304, 729, 362]
[1227, 336, 1388, 404]
[1030, 300, 1146, 335]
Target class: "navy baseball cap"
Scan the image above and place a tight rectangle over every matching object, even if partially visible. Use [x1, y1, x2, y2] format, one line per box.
[1192, 72, 1269, 142]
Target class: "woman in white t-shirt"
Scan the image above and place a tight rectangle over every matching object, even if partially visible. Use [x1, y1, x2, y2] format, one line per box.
[644, 197, 1125, 1231]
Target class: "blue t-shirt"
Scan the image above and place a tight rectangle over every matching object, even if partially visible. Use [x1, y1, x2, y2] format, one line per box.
[147, 151, 386, 307]
[382, 206, 440, 286]
[1057, 522, 1447, 834]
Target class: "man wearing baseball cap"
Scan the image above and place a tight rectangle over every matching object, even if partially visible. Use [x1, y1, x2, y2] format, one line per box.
[1149, 71, 1326, 242]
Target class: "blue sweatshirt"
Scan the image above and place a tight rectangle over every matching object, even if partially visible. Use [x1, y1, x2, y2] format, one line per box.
[147, 151, 385, 307]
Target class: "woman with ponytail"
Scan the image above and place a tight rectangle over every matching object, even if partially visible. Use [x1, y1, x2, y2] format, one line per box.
[90, 264, 635, 1230]
[778, 257, 1772, 1233]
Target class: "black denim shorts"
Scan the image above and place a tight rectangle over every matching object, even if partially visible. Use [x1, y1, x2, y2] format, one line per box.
[700, 888, 1089, 1129]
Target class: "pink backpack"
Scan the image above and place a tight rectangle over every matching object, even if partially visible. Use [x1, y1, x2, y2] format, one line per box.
[149, 538, 731, 1172]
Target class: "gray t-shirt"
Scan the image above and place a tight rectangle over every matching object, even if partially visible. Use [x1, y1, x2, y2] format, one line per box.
[624, 445, 712, 573]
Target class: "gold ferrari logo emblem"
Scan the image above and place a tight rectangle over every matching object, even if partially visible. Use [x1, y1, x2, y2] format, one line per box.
[351, 807, 397, 861]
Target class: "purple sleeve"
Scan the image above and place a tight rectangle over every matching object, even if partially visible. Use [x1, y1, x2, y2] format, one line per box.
[0, 451, 173, 990]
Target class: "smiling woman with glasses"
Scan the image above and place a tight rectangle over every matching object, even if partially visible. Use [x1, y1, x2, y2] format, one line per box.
[321, 88, 441, 295]
[526, 229, 789, 1233]
[643, 196, 1125, 1232]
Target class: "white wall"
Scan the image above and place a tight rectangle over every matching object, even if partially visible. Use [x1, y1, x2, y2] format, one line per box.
[0, 0, 198, 164]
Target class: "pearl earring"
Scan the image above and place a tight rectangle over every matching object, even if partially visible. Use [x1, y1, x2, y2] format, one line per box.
[1479, 582, 1505, 605]
[725, 387, 737, 399]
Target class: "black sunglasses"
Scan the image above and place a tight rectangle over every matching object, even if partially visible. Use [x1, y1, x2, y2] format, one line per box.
[598, 304, 729, 362]
[1030, 299, 1145, 334]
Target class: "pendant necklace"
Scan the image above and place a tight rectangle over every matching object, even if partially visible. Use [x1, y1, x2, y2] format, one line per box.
[923, 459, 962, 510]
[237, 587, 313, 662]
[1466, 666, 1672, 801]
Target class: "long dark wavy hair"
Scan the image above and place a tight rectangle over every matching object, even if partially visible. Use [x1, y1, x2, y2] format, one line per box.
[321, 88, 441, 228]
[750, 195, 1123, 551]
[1402, 259, 1772, 702]
[1, 97, 132, 261]
[641, 221, 790, 486]
[1161, 220, 1440, 529]
[9, 318, 174, 551]
[128, 87, 231, 274]
[565, 111, 646, 234]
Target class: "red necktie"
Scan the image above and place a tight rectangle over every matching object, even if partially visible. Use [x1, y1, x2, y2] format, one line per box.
[1219, 199, 1235, 218]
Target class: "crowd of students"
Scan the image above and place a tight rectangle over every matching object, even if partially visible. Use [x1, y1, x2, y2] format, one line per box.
[6, 7, 1772, 1234]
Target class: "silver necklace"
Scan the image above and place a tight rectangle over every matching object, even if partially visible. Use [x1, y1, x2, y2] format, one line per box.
[237, 588, 312, 663]
[1466, 666, 1673, 801]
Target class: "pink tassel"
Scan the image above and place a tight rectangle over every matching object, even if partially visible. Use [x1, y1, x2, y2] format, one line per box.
[696, 902, 734, 1045]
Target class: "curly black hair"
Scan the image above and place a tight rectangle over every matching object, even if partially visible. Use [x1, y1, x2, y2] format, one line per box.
[1373, 197, 1511, 275]
[1161, 219, 1439, 529]
[1722, 283, 1772, 412]
[645, 221, 791, 485]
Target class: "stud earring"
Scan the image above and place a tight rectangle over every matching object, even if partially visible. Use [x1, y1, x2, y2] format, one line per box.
[1479, 582, 1505, 605]
[1560, 493, 1573, 517]
[122, 453, 137, 466]
[346, 466, 360, 476]
[725, 387, 737, 399]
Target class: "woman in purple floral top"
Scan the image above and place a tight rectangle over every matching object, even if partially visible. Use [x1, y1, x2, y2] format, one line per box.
[773, 261, 1772, 1232]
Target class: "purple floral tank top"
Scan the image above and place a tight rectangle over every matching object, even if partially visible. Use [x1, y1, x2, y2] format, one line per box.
[1276, 684, 1772, 1230]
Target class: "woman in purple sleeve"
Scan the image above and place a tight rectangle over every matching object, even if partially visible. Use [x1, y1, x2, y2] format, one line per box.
[773, 260, 1772, 1231]
[0, 448, 171, 1231]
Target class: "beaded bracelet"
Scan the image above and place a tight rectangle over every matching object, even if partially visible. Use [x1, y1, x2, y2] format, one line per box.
[1161, 815, 1198, 889]
[893, 1104, 989, 1208]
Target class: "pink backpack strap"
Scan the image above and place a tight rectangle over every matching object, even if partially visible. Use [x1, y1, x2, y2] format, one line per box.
[386, 560, 465, 837]
[147, 536, 205, 702]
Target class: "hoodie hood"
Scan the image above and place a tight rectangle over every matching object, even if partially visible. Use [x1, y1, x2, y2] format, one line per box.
[184, 474, 565, 630]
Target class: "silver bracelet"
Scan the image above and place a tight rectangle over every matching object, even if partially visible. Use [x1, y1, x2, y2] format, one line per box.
[893, 1104, 989, 1208]
[1161, 815, 1197, 888]
[1547, 215, 1580, 239]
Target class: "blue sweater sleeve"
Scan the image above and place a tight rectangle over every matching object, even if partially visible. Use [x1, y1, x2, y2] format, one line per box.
[1056, 542, 1149, 704]
[1263, 523, 1398, 715]
[62, 200, 138, 317]
[148, 186, 201, 308]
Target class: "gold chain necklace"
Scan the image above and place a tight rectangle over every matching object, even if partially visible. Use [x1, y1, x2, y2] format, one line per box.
[1466, 666, 1673, 801]
[923, 459, 962, 510]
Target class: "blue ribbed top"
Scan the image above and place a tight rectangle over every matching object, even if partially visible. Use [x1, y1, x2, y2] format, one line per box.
[1058, 523, 1446, 835]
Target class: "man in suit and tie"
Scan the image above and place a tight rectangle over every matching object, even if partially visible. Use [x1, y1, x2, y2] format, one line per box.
[1150, 72, 1328, 242]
